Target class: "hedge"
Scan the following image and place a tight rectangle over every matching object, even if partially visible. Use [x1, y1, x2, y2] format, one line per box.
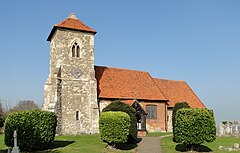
[99, 111, 130, 147]
[4, 110, 57, 151]
[172, 102, 190, 141]
[174, 108, 216, 150]
[102, 100, 137, 142]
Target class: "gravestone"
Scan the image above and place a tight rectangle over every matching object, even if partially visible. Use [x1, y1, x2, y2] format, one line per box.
[11, 130, 20, 153]
[218, 120, 239, 137]
[219, 122, 224, 136]
[225, 121, 231, 135]
[233, 120, 239, 135]
[234, 143, 239, 149]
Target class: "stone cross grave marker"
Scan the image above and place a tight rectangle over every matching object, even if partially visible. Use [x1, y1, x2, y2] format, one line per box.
[11, 130, 20, 153]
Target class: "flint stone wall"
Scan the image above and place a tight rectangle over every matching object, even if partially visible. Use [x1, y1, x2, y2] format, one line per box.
[43, 29, 99, 135]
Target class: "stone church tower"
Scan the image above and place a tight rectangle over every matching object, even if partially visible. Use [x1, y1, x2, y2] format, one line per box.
[42, 13, 99, 135]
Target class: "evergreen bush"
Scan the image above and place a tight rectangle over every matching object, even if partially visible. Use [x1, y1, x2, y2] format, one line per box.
[102, 100, 137, 142]
[4, 110, 57, 151]
[99, 111, 130, 148]
[0, 101, 5, 129]
[174, 108, 216, 151]
[172, 102, 190, 141]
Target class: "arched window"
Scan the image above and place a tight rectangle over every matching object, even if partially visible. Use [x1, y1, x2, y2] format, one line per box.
[72, 45, 75, 57]
[71, 42, 80, 57]
[76, 46, 80, 57]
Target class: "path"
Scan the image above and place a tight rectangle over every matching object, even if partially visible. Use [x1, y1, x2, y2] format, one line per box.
[136, 134, 172, 153]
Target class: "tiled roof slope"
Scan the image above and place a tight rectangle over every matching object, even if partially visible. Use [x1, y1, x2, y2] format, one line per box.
[154, 79, 205, 108]
[47, 13, 96, 41]
[95, 66, 167, 101]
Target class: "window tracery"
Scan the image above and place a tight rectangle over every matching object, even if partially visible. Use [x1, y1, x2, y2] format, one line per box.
[71, 42, 80, 57]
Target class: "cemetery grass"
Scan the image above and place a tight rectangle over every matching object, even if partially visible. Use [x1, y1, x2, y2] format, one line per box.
[0, 134, 136, 153]
[161, 135, 240, 153]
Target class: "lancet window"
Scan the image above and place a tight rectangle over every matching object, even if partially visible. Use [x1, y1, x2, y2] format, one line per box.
[72, 42, 80, 57]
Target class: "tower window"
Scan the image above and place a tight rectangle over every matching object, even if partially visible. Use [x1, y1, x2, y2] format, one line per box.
[76, 111, 79, 121]
[72, 45, 75, 57]
[77, 46, 80, 57]
[72, 42, 80, 57]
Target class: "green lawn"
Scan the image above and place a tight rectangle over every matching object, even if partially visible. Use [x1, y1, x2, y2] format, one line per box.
[161, 135, 240, 153]
[0, 134, 136, 153]
[3, 132, 240, 153]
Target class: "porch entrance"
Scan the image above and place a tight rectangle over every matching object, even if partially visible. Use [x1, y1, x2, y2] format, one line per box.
[131, 101, 147, 136]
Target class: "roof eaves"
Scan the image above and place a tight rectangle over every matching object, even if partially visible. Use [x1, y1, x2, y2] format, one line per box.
[183, 82, 206, 108]
[98, 96, 168, 102]
[47, 26, 97, 41]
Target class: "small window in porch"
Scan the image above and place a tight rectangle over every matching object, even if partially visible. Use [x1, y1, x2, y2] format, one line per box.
[146, 105, 157, 119]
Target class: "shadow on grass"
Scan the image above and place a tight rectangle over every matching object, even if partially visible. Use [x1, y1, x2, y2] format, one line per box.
[116, 138, 142, 150]
[34, 150, 62, 153]
[0, 141, 75, 153]
[48, 140, 75, 149]
[0, 149, 7, 153]
[117, 143, 138, 150]
[36, 140, 75, 152]
[175, 144, 212, 152]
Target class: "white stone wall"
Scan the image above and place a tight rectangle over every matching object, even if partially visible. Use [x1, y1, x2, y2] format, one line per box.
[43, 28, 99, 135]
[98, 99, 112, 112]
[167, 109, 173, 132]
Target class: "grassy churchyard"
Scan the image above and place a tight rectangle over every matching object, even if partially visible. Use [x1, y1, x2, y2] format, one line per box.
[161, 135, 240, 153]
[0, 132, 170, 153]
[2, 132, 240, 152]
[147, 132, 240, 152]
[0, 134, 136, 153]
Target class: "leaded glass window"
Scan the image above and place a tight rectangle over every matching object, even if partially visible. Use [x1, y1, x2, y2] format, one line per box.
[146, 105, 157, 119]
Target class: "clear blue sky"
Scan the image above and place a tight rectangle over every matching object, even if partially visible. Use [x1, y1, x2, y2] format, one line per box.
[0, 1, 239, 124]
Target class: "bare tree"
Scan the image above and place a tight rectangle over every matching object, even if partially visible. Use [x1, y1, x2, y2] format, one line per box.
[12, 100, 39, 112]
[3, 98, 13, 114]
[0, 100, 5, 128]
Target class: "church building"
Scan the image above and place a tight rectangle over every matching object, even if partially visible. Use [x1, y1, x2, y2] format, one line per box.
[42, 13, 205, 135]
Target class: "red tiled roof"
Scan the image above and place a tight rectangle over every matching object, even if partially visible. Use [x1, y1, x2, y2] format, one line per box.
[154, 79, 205, 108]
[55, 18, 96, 33]
[95, 66, 167, 101]
[47, 13, 96, 41]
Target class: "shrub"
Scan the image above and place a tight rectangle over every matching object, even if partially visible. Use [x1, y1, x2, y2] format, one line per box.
[0, 101, 5, 129]
[174, 108, 216, 151]
[172, 102, 190, 141]
[0, 117, 4, 129]
[4, 110, 57, 151]
[99, 111, 131, 148]
[102, 100, 137, 142]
